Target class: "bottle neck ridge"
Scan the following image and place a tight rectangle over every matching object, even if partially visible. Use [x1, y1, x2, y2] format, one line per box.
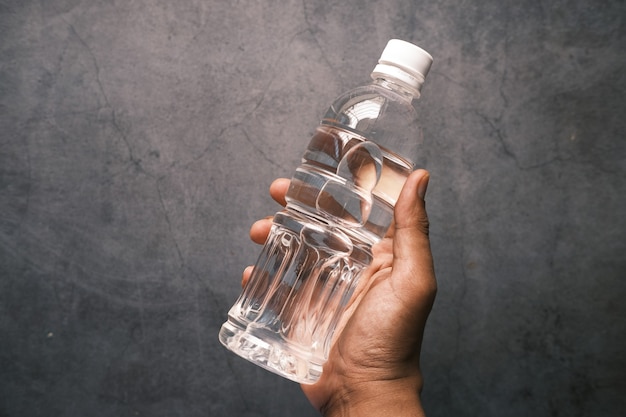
[370, 64, 423, 100]
[371, 76, 420, 102]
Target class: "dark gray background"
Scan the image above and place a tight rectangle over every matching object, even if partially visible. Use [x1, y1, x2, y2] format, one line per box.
[1, 1, 625, 416]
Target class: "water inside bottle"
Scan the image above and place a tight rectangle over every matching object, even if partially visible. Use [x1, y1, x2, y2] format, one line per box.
[289, 125, 413, 242]
[219, 125, 413, 384]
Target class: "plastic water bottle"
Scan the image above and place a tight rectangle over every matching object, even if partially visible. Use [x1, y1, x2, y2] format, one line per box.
[219, 39, 433, 384]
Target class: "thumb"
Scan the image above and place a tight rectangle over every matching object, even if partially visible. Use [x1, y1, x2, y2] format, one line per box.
[391, 169, 437, 308]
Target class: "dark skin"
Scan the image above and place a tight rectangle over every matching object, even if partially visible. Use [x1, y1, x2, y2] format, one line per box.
[243, 169, 436, 416]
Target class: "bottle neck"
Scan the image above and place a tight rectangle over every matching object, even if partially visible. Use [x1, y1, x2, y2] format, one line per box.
[370, 62, 426, 101]
[372, 77, 420, 102]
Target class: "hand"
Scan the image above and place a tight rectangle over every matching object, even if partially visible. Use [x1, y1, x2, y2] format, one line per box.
[244, 169, 436, 416]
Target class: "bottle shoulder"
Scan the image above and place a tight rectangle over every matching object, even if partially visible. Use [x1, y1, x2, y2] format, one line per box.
[328, 83, 414, 110]
[321, 83, 422, 156]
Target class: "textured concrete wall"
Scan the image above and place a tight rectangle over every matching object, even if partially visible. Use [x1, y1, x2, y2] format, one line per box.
[1, 1, 625, 416]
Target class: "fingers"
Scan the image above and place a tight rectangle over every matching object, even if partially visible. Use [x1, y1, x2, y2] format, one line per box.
[250, 217, 273, 244]
[249, 178, 290, 244]
[244, 179, 290, 286]
[242, 266, 253, 288]
[391, 169, 437, 306]
[269, 178, 290, 206]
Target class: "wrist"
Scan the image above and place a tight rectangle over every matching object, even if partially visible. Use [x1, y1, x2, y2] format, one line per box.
[320, 376, 425, 417]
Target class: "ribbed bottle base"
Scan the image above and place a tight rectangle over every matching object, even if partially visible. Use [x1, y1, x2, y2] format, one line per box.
[219, 320, 323, 385]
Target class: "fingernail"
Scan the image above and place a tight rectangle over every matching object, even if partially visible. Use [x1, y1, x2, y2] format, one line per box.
[417, 172, 430, 200]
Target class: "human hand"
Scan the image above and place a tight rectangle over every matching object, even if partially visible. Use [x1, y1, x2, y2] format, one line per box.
[244, 169, 436, 416]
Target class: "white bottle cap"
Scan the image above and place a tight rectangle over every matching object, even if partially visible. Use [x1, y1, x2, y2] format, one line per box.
[371, 39, 433, 95]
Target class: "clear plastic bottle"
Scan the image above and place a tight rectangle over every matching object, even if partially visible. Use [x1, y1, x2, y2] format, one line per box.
[219, 39, 433, 384]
